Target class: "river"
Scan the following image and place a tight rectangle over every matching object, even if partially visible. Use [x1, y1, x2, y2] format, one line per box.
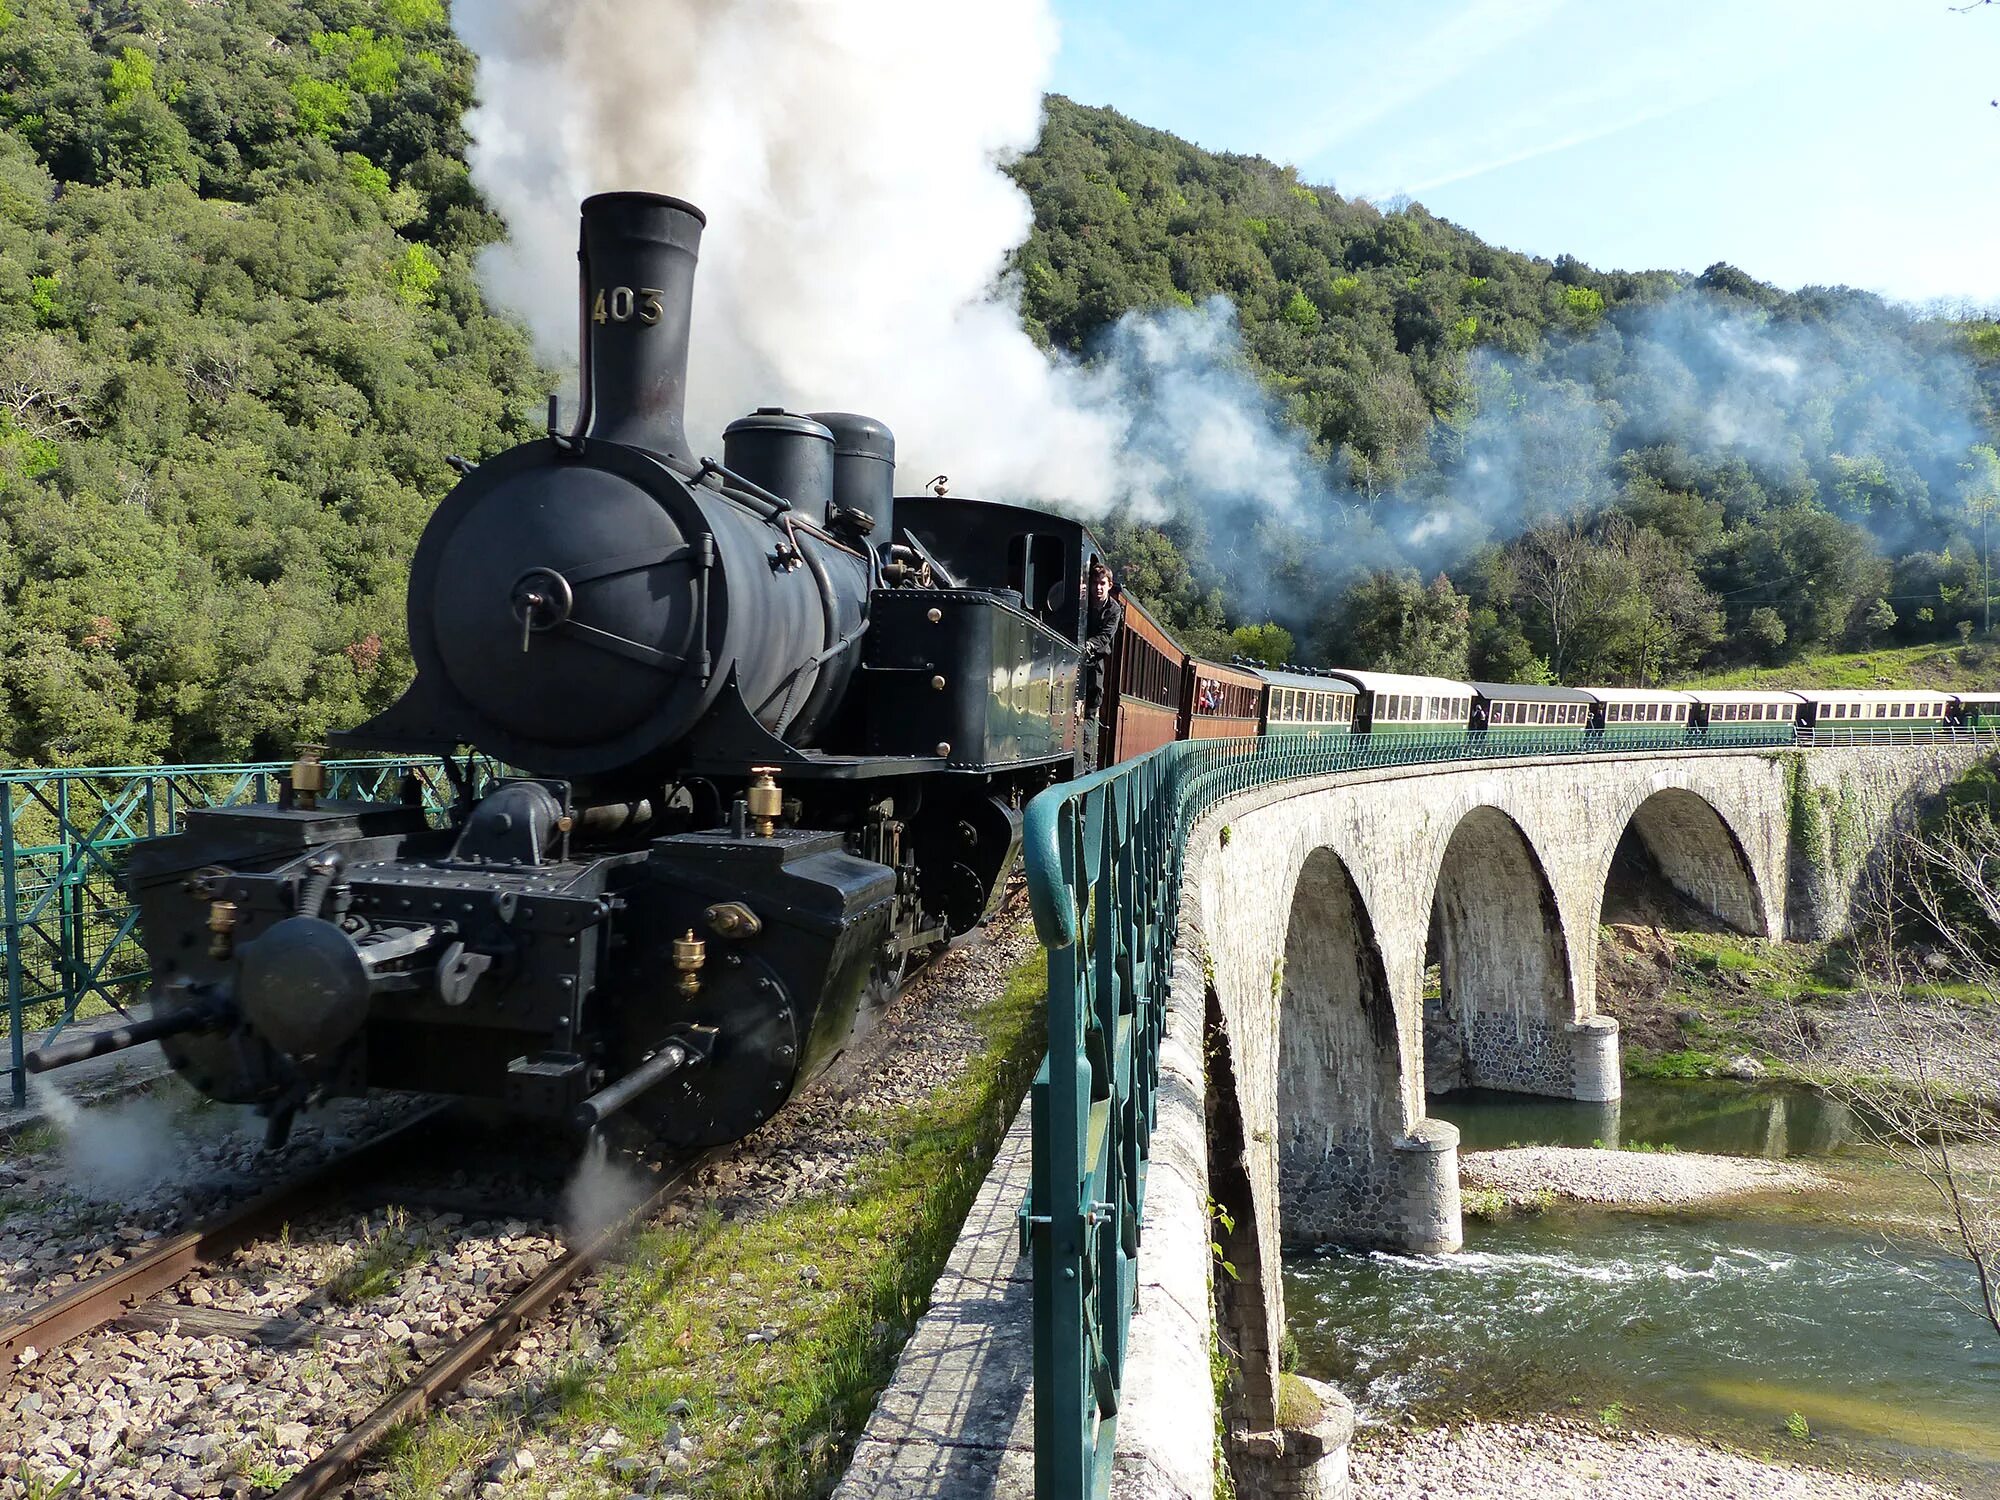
[1285, 1080, 2000, 1486]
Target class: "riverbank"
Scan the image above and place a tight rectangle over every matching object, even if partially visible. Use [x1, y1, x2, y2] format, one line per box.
[1350, 1417, 1960, 1500]
[1462, 1145, 1825, 1212]
[1595, 920, 2000, 1103]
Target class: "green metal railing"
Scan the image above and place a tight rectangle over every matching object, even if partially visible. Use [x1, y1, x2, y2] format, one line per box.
[0, 758, 467, 1107]
[1017, 722, 1997, 1497]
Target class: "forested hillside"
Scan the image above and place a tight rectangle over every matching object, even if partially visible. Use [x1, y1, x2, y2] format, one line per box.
[2, 25, 1997, 768]
[1013, 98, 2000, 683]
[0, 0, 542, 766]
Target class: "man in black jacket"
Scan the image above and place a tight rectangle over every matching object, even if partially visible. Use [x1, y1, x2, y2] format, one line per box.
[1082, 559, 1124, 723]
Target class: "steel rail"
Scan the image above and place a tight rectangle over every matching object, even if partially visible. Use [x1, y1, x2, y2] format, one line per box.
[272, 1146, 710, 1500]
[0, 1104, 450, 1385]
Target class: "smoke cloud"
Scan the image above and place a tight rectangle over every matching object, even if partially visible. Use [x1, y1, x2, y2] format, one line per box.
[31, 1077, 182, 1202]
[456, 0, 1134, 507]
[454, 2, 1993, 636]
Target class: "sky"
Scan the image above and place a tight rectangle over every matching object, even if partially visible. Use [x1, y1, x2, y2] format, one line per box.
[1047, 0, 2000, 309]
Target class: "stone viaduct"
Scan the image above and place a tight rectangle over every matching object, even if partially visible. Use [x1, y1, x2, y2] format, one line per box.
[1133, 741, 1987, 1499]
[836, 741, 1989, 1500]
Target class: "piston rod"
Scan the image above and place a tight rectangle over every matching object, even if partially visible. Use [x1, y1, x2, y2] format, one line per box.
[572, 1043, 690, 1130]
[25, 1000, 233, 1075]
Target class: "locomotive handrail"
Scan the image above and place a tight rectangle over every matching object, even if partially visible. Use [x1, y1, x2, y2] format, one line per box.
[0, 756, 477, 1108]
[1018, 721, 2000, 1498]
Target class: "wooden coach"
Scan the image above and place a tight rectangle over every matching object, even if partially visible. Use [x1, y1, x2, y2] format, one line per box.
[1099, 595, 1187, 767]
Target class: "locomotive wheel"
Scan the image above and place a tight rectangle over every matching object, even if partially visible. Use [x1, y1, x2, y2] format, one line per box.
[860, 948, 905, 1014]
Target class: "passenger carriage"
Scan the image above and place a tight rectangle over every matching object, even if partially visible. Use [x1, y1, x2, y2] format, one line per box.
[1469, 681, 1594, 742]
[1583, 687, 1696, 743]
[1686, 689, 1803, 745]
[1181, 657, 1264, 740]
[1254, 666, 1358, 738]
[1330, 669, 1475, 743]
[1794, 689, 1953, 738]
[1950, 692, 2000, 731]
[1098, 595, 1187, 767]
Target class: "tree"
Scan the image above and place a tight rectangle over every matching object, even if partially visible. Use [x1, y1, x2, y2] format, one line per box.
[1746, 606, 1787, 659]
[1229, 622, 1294, 666]
[1858, 597, 1899, 646]
[1322, 569, 1469, 677]
[1791, 813, 2000, 1339]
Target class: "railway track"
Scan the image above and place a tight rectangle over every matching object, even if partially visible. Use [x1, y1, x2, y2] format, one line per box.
[0, 1104, 451, 1385]
[0, 1101, 706, 1497]
[271, 1146, 706, 1500]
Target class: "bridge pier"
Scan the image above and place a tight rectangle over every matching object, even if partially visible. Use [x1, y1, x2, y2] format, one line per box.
[1278, 1115, 1461, 1253]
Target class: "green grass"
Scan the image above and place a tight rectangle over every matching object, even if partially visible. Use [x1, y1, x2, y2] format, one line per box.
[1462, 1185, 1558, 1220]
[1684, 640, 1998, 692]
[326, 1207, 427, 1306]
[1626, 1048, 1733, 1080]
[381, 945, 1050, 1500]
[1275, 1371, 1324, 1430]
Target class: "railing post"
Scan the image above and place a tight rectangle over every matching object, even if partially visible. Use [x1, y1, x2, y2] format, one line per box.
[2, 782, 21, 1109]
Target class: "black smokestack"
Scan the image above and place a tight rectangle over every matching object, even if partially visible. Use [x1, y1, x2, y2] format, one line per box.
[575, 191, 705, 460]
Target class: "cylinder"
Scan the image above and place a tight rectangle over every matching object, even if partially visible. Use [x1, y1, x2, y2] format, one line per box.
[576, 192, 706, 460]
[723, 409, 835, 522]
[810, 411, 896, 547]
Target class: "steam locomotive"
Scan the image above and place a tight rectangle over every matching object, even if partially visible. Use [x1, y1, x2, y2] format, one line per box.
[30, 192, 1110, 1148]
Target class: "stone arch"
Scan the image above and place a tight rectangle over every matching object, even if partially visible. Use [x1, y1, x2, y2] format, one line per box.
[1424, 805, 1579, 1097]
[1276, 847, 1454, 1250]
[1611, 786, 1770, 936]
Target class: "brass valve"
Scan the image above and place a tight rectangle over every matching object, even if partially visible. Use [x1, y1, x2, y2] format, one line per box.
[672, 928, 706, 997]
[291, 744, 328, 810]
[207, 900, 238, 960]
[746, 767, 782, 837]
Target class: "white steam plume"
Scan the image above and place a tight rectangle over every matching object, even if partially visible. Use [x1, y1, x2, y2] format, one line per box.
[455, 0, 1135, 509]
[452, 2, 1993, 640]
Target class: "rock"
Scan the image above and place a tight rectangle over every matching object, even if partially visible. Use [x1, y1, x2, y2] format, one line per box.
[1723, 1054, 1767, 1080]
[273, 1422, 309, 1449]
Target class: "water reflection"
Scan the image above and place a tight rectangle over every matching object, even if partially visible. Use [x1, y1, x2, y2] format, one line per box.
[1431, 1080, 1859, 1158]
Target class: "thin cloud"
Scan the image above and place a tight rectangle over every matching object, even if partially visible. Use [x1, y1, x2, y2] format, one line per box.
[1399, 97, 1697, 194]
[1272, 0, 1572, 163]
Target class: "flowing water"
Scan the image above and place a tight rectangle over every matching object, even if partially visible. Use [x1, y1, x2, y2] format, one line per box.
[1284, 1081, 2000, 1484]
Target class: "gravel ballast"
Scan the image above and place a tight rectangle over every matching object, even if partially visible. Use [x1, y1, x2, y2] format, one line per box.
[1351, 1419, 1958, 1500]
[1462, 1146, 1826, 1209]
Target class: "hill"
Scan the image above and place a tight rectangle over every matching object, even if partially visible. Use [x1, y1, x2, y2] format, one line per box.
[0, 35, 1993, 769]
[1012, 98, 2000, 688]
[1686, 641, 2000, 693]
[0, 0, 544, 766]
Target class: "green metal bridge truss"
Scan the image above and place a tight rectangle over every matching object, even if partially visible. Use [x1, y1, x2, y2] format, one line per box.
[1017, 723, 1990, 1498]
[0, 758, 469, 1107]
